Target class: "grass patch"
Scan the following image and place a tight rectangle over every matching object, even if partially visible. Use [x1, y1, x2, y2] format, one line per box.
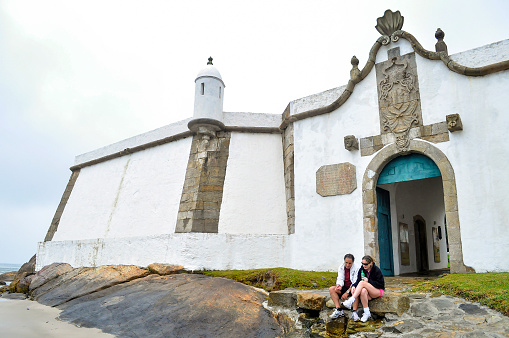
[202, 267, 336, 291]
[412, 272, 509, 316]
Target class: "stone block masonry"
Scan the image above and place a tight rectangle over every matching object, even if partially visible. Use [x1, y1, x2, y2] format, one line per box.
[282, 122, 295, 234]
[44, 170, 81, 241]
[175, 131, 231, 233]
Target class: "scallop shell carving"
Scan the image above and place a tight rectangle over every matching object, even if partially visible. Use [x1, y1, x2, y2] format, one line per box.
[376, 10, 404, 36]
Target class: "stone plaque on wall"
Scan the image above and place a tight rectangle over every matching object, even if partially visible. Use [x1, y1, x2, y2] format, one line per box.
[316, 162, 356, 197]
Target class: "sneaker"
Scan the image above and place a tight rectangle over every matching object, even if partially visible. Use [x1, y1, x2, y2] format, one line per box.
[351, 311, 360, 321]
[329, 308, 344, 319]
[342, 296, 354, 309]
[360, 312, 371, 322]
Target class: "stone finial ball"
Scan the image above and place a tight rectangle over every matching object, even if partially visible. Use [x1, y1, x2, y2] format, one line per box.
[435, 28, 445, 40]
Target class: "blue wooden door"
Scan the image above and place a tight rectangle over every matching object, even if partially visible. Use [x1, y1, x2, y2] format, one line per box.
[377, 187, 394, 276]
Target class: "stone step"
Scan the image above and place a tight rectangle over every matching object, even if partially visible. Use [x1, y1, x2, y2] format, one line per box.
[268, 289, 410, 316]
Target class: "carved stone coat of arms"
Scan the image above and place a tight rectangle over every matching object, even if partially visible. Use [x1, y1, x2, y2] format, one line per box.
[375, 52, 423, 151]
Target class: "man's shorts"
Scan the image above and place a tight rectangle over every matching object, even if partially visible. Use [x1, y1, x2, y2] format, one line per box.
[335, 284, 350, 297]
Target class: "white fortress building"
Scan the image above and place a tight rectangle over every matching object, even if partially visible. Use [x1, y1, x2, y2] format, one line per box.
[37, 10, 509, 275]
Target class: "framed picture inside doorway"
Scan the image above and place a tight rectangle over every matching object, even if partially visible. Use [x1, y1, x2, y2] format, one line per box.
[432, 227, 441, 263]
[399, 222, 410, 265]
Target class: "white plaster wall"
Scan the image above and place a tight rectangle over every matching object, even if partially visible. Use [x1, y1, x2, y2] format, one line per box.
[36, 233, 289, 271]
[218, 132, 288, 234]
[415, 44, 509, 272]
[53, 137, 192, 241]
[290, 68, 381, 272]
[289, 38, 509, 273]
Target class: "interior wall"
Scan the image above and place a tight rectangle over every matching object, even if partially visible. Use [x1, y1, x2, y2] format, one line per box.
[378, 176, 448, 275]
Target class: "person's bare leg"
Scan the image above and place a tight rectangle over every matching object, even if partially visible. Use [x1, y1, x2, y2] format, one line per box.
[352, 297, 359, 311]
[329, 286, 341, 308]
[361, 282, 382, 299]
[351, 281, 367, 298]
[360, 288, 369, 308]
[351, 296, 361, 321]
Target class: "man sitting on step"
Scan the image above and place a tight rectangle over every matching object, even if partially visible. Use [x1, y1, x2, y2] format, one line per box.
[329, 253, 359, 319]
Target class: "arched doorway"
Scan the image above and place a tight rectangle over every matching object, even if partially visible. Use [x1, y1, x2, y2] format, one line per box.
[376, 153, 444, 275]
[361, 140, 471, 274]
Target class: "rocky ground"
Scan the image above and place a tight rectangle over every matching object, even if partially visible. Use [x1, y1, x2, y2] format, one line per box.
[266, 276, 509, 337]
[1, 261, 508, 337]
[1, 262, 283, 337]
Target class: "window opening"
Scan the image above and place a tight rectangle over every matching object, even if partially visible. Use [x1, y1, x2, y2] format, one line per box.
[201, 83, 204, 95]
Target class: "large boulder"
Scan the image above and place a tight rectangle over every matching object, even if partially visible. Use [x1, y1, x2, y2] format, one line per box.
[326, 317, 348, 336]
[296, 292, 325, 311]
[17, 274, 35, 293]
[29, 263, 74, 291]
[268, 289, 297, 308]
[9, 272, 30, 293]
[369, 293, 410, 316]
[147, 263, 184, 275]
[8, 255, 37, 293]
[17, 254, 36, 275]
[33, 265, 150, 306]
[0, 271, 17, 282]
[56, 273, 283, 338]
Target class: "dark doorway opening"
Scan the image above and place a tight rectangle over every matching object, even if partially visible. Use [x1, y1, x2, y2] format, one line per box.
[414, 216, 429, 272]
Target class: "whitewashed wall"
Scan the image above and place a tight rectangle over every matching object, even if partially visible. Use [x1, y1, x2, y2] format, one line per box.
[52, 137, 192, 241]
[415, 41, 509, 272]
[289, 38, 509, 273]
[290, 69, 380, 271]
[37, 233, 289, 271]
[218, 132, 288, 234]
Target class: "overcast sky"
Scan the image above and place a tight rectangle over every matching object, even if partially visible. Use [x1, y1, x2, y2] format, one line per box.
[1, 0, 508, 264]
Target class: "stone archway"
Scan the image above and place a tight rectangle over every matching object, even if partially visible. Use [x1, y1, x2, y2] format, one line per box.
[361, 139, 471, 274]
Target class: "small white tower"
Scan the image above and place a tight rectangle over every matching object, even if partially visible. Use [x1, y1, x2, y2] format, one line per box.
[188, 57, 225, 138]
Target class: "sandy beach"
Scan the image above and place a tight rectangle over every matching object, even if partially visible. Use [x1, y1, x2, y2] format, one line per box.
[0, 298, 115, 338]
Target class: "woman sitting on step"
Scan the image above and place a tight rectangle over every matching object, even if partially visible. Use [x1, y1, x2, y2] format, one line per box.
[342, 255, 385, 322]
